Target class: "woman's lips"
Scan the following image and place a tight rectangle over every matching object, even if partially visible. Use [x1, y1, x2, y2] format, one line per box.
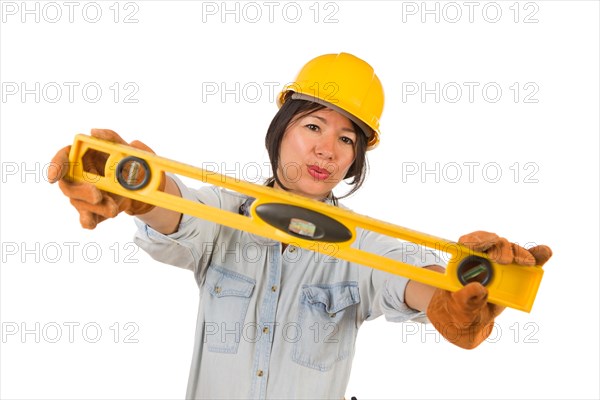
[307, 165, 331, 181]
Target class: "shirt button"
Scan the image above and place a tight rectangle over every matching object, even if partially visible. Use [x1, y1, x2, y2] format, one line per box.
[329, 312, 337, 318]
[271, 285, 278, 292]
[214, 286, 222, 294]
[263, 327, 269, 334]
[257, 370, 264, 377]
[288, 246, 296, 253]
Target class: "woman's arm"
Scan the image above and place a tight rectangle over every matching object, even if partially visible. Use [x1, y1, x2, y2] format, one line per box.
[404, 265, 445, 311]
[135, 176, 183, 235]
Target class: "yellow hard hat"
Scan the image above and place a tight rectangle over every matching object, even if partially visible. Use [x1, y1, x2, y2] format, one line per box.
[277, 52, 384, 150]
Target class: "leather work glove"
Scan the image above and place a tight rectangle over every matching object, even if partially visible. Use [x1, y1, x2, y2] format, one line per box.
[427, 231, 552, 349]
[48, 128, 165, 229]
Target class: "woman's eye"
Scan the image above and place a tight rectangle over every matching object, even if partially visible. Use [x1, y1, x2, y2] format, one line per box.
[341, 136, 355, 145]
[305, 124, 319, 132]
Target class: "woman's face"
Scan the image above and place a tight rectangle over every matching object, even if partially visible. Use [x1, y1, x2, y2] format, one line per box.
[275, 108, 357, 200]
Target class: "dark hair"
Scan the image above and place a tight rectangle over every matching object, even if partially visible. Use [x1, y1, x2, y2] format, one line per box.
[264, 93, 369, 200]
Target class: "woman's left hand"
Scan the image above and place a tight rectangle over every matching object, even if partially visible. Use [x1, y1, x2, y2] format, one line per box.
[426, 231, 552, 349]
[458, 230, 552, 267]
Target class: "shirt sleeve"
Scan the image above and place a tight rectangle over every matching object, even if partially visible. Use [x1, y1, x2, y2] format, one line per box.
[355, 228, 446, 323]
[133, 174, 222, 280]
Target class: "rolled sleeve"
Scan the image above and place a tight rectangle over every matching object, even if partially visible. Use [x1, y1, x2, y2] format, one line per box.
[133, 174, 221, 274]
[357, 229, 445, 323]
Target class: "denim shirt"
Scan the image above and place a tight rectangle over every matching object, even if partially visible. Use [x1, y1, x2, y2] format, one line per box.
[133, 175, 439, 400]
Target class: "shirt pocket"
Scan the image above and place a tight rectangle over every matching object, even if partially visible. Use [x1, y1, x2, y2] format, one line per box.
[202, 265, 255, 354]
[292, 282, 360, 372]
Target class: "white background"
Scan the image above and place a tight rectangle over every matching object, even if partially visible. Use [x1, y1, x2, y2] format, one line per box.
[1, 1, 598, 399]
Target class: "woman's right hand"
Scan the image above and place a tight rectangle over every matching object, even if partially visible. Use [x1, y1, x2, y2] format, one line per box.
[48, 128, 164, 229]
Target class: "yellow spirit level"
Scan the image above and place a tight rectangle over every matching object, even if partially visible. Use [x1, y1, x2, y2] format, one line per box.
[67, 134, 544, 312]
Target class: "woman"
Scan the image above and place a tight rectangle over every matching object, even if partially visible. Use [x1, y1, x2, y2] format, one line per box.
[48, 53, 552, 399]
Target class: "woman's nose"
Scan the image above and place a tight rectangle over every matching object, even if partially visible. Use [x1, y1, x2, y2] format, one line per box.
[315, 135, 335, 159]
